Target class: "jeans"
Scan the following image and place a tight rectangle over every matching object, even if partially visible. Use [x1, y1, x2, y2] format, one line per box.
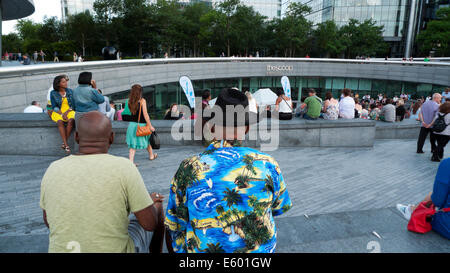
[303, 113, 318, 120]
[417, 127, 437, 152]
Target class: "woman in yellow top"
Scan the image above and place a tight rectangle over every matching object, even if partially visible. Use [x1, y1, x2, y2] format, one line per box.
[50, 75, 76, 153]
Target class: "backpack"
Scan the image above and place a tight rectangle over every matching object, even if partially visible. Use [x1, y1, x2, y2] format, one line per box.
[432, 113, 448, 133]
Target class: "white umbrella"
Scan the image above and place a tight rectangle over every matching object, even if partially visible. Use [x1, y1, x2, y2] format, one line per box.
[209, 97, 217, 107]
[252, 88, 278, 106]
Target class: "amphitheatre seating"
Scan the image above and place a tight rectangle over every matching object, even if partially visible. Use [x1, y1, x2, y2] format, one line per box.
[0, 113, 422, 156]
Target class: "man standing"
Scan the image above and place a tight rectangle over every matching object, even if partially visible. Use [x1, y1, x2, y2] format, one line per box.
[53, 51, 59, 63]
[165, 88, 292, 253]
[442, 88, 450, 103]
[417, 93, 442, 153]
[40, 112, 166, 253]
[33, 51, 38, 64]
[300, 88, 322, 120]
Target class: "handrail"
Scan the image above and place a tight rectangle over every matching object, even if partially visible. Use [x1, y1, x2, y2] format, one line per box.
[1, 57, 449, 78]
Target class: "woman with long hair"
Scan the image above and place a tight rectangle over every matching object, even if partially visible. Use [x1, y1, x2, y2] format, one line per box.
[126, 84, 157, 165]
[410, 100, 422, 121]
[50, 75, 76, 153]
[275, 89, 293, 120]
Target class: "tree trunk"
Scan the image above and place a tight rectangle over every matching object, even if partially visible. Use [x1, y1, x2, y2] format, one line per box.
[227, 39, 230, 57]
[138, 42, 143, 58]
[82, 33, 86, 57]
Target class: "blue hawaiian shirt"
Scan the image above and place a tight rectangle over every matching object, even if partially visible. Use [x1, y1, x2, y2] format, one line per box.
[165, 140, 292, 253]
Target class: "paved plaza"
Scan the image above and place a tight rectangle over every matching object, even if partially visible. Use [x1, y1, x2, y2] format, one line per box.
[0, 139, 449, 252]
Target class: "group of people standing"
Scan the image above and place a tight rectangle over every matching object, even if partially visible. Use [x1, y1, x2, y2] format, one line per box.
[46, 72, 157, 165]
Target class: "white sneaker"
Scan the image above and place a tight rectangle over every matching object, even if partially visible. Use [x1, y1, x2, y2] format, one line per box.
[396, 204, 413, 220]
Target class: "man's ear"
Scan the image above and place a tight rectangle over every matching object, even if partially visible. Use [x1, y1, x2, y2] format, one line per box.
[75, 131, 80, 144]
[109, 132, 115, 146]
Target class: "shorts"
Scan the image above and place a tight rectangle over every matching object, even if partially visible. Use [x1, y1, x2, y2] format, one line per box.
[128, 214, 154, 253]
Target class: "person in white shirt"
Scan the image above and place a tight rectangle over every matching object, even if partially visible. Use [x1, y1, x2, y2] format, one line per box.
[24, 101, 44, 113]
[339, 88, 355, 119]
[442, 88, 450, 103]
[106, 101, 116, 121]
[245, 91, 258, 114]
[98, 90, 111, 115]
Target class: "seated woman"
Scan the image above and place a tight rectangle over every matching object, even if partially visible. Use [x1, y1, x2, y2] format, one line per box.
[164, 103, 183, 120]
[322, 92, 339, 120]
[275, 89, 293, 120]
[396, 99, 406, 122]
[397, 158, 450, 239]
[409, 100, 422, 121]
[50, 75, 76, 153]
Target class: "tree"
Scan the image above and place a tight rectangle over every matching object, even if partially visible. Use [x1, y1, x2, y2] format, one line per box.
[93, 0, 122, 46]
[15, 19, 42, 41]
[417, 7, 450, 57]
[182, 2, 213, 57]
[268, 3, 312, 57]
[313, 20, 344, 58]
[339, 19, 387, 58]
[65, 11, 97, 56]
[1, 33, 22, 52]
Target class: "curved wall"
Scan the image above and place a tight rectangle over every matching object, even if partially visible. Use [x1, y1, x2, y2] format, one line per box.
[0, 58, 449, 112]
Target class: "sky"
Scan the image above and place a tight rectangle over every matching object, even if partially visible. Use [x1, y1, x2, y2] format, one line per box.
[2, 0, 61, 34]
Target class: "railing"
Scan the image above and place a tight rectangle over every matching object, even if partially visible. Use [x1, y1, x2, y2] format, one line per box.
[1, 57, 449, 79]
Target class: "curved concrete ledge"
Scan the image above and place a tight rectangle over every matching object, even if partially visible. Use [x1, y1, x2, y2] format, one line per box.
[0, 114, 383, 156]
[375, 119, 421, 139]
[1, 57, 449, 113]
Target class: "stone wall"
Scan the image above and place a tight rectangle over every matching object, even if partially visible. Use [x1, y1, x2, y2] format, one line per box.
[1, 58, 449, 113]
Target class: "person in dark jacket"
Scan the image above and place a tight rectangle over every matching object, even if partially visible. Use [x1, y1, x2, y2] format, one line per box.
[396, 99, 406, 122]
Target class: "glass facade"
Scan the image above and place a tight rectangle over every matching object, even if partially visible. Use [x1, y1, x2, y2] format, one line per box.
[108, 76, 446, 119]
[239, 0, 282, 19]
[299, 0, 409, 38]
[61, 0, 96, 20]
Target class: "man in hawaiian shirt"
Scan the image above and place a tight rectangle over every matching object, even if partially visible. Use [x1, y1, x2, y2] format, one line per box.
[165, 88, 292, 253]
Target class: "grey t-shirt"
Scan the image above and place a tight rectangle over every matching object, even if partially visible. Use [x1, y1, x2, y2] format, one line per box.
[381, 104, 396, 122]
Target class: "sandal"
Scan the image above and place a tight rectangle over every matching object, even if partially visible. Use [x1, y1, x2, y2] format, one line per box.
[150, 153, 158, 161]
[65, 146, 71, 154]
[61, 143, 66, 150]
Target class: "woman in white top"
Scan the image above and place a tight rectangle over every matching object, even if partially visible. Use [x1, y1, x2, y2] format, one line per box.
[339, 88, 355, 119]
[429, 102, 450, 162]
[245, 91, 258, 114]
[275, 89, 293, 120]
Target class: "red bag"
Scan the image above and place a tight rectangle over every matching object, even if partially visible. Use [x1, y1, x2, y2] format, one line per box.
[407, 201, 450, 234]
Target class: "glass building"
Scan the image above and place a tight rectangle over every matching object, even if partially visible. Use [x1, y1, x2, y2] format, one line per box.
[61, 0, 96, 21]
[291, 0, 450, 57]
[109, 76, 446, 119]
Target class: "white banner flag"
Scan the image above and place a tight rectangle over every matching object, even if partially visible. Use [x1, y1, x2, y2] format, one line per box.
[281, 76, 291, 98]
[179, 76, 196, 108]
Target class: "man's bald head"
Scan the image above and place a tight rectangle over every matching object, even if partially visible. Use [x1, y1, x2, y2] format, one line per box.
[76, 111, 114, 154]
[433, 93, 442, 103]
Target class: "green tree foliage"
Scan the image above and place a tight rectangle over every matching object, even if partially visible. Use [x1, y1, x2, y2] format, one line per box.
[339, 19, 387, 58]
[3, 0, 390, 59]
[1, 33, 22, 52]
[417, 7, 450, 57]
[312, 20, 344, 58]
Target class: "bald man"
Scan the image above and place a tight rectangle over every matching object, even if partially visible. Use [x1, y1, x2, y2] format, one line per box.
[40, 111, 166, 253]
[417, 93, 442, 154]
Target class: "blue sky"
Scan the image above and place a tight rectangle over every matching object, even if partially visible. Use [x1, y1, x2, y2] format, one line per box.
[2, 0, 61, 34]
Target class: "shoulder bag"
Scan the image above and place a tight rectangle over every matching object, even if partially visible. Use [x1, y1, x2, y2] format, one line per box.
[136, 102, 152, 137]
